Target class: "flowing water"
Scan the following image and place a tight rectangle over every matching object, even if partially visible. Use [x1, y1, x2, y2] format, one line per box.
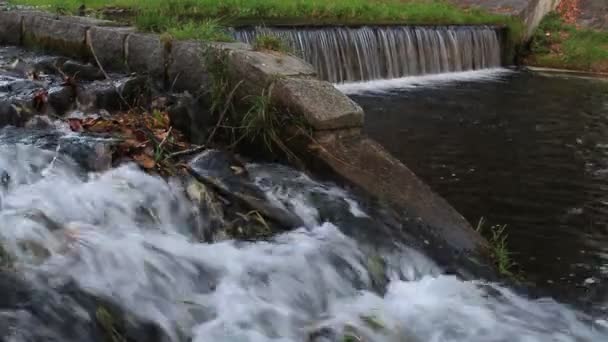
[233, 26, 502, 83]
[0, 133, 606, 341]
[348, 69, 608, 316]
[0, 44, 607, 341]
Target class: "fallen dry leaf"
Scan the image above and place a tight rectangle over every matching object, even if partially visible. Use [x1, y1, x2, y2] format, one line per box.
[133, 154, 156, 169]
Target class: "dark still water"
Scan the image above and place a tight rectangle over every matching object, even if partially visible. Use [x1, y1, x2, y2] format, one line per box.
[348, 70, 608, 312]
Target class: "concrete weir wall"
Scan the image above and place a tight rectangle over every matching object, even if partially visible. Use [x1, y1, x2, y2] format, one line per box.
[0, 9, 492, 264]
[450, 0, 561, 38]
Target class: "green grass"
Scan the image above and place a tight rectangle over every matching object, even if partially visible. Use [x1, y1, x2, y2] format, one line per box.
[252, 34, 288, 52]
[166, 19, 233, 42]
[10, 0, 523, 42]
[476, 217, 516, 277]
[529, 12, 608, 72]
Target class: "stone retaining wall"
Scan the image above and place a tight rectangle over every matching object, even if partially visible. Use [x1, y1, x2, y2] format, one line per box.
[0, 9, 494, 265]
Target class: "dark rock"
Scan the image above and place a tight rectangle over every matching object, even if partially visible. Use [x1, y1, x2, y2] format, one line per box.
[0, 11, 22, 45]
[33, 56, 69, 75]
[189, 150, 305, 230]
[62, 60, 105, 81]
[168, 40, 209, 93]
[88, 26, 135, 72]
[77, 76, 149, 112]
[0, 100, 34, 127]
[48, 85, 76, 114]
[167, 93, 213, 145]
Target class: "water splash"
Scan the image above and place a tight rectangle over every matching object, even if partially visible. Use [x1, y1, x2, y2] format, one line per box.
[0, 144, 605, 341]
[234, 26, 502, 83]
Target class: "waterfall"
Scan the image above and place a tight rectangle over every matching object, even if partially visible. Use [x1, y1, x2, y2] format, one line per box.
[233, 26, 502, 83]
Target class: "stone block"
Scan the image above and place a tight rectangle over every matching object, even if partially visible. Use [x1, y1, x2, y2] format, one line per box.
[226, 48, 316, 94]
[273, 77, 364, 130]
[22, 13, 88, 58]
[125, 33, 167, 82]
[168, 40, 209, 93]
[0, 11, 22, 45]
[88, 26, 134, 72]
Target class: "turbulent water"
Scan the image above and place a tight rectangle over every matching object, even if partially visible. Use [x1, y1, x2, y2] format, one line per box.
[233, 26, 502, 83]
[0, 133, 605, 341]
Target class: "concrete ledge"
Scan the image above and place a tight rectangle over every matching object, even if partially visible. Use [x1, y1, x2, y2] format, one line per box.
[22, 13, 89, 58]
[0, 11, 22, 45]
[226, 48, 316, 93]
[125, 32, 167, 82]
[88, 26, 134, 72]
[168, 40, 209, 93]
[309, 132, 489, 253]
[274, 77, 364, 130]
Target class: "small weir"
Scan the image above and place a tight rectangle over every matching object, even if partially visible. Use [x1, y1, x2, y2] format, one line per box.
[234, 26, 502, 83]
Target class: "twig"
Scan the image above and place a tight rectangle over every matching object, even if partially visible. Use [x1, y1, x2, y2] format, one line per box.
[206, 80, 244, 145]
[158, 126, 173, 150]
[86, 30, 111, 80]
[166, 145, 206, 159]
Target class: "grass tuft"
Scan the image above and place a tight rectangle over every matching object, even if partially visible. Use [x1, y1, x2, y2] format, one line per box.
[253, 34, 288, 52]
[476, 217, 516, 277]
[167, 19, 233, 42]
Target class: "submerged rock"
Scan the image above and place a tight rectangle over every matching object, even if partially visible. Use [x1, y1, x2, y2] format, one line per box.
[188, 150, 305, 234]
[0, 100, 34, 128]
[0, 270, 171, 342]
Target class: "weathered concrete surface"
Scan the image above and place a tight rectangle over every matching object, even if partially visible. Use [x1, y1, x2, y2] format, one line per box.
[306, 132, 490, 254]
[274, 77, 364, 129]
[168, 40, 209, 93]
[0, 11, 21, 45]
[88, 26, 134, 72]
[226, 48, 316, 92]
[125, 33, 167, 83]
[449, 0, 561, 38]
[22, 13, 89, 58]
[220, 45, 364, 130]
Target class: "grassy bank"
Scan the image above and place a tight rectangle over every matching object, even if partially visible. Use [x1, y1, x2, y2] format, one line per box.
[9, 0, 522, 41]
[527, 12, 608, 72]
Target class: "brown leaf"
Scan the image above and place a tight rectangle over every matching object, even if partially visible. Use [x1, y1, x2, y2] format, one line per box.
[134, 154, 156, 169]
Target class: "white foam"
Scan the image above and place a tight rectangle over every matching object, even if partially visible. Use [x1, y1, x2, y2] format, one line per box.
[0, 145, 605, 341]
[336, 68, 513, 95]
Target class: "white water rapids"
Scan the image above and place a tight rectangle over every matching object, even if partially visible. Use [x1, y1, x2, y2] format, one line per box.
[0, 143, 606, 341]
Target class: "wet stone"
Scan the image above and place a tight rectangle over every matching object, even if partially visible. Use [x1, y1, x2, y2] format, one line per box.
[188, 150, 305, 230]
[48, 86, 76, 115]
[62, 60, 105, 81]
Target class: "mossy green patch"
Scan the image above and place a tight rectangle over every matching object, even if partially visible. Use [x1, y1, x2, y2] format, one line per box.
[528, 12, 608, 72]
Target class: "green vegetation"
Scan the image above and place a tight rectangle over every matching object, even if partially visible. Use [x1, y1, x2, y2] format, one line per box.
[528, 12, 608, 72]
[10, 0, 523, 42]
[476, 217, 516, 277]
[253, 34, 288, 53]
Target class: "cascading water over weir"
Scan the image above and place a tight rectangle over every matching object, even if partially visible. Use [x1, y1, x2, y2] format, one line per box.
[234, 26, 502, 83]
